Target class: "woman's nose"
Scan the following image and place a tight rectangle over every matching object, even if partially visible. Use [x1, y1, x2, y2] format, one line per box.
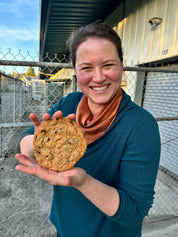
[93, 68, 104, 83]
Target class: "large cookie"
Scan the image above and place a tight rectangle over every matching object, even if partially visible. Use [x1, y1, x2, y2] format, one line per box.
[33, 117, 87, 172]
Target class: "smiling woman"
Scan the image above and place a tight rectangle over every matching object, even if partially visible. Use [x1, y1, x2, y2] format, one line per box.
[15, 22, 161, 237]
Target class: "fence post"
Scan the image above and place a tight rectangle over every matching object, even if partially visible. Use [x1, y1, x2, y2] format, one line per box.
[19, 81, 22, 120]
[0, 74, 2, 158]
[134, 71, 145, 106]
[13, 79, 16, 122]
[141, 72, 148, 108]
[73, 75, 77, 92]
[45, 81, 48, 110]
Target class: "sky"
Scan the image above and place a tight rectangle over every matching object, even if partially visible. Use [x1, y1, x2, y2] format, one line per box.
[0, 0, 39, 58]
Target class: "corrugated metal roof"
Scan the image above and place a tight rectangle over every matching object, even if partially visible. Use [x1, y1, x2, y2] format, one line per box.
[40, 0, 122, 60]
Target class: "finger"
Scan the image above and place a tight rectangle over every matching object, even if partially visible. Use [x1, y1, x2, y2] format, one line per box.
[42, 113, 51, 121]
[52, 111, 75, 121]
[16, 164, 65, 186]
[67, 113, 76, 120]
[52, 111, 63, 118]
[15, 153, 38, 167]
[15, 164, 38, 175]
[29, 113, 41, 127]
[15, 161, 53, 179]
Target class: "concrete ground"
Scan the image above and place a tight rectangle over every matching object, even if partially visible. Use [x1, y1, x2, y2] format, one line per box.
[142, 220, 178, 237]
[142, 168, 178, 237]
[0, 154, 178, 237]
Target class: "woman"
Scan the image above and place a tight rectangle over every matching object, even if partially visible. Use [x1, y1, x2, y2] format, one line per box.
[15, 22, 161, 237]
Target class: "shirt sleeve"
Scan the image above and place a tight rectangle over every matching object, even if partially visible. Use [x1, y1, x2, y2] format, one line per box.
[107, 116, 161, 227]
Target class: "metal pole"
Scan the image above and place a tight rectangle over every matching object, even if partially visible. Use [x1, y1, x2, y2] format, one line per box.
[0, 74, 2, 158]
[19, 82, 22, 121]
[13, 79, 16, 122]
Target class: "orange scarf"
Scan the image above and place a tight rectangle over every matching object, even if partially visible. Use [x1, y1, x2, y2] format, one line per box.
[76, 88, 122, 144]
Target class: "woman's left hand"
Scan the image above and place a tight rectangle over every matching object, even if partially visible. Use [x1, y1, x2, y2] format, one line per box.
[15, 153, 120, 216]
[15, 153, 87, 187]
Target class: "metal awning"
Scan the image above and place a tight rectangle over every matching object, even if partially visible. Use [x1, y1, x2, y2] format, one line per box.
[40, 0, 122, 61]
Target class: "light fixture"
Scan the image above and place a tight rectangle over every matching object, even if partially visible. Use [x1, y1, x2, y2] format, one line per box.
[148, 17, 162, 26]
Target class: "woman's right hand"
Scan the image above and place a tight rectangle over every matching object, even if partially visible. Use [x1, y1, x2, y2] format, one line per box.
[19, 111, 75, 158]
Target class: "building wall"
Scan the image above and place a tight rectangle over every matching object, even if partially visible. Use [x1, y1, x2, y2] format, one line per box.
[105, 0, 178, 65]
[106, 0, 178, 176]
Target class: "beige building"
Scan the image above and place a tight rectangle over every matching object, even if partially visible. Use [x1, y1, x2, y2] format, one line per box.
[105, 0, 178, 66]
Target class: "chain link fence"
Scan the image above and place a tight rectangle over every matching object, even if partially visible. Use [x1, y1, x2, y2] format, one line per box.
[0, 48, 178, 236]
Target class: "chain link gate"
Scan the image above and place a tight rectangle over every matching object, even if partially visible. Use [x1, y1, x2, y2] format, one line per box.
[0, 48, 178, 236]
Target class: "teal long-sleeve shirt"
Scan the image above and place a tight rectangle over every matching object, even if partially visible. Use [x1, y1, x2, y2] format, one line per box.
[18, 90, 161, 237]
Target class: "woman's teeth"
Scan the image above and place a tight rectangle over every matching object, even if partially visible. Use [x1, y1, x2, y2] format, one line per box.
[92, 85, 108, 91]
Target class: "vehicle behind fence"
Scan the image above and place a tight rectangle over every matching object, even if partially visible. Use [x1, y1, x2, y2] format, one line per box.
[0, 49, 178, 236]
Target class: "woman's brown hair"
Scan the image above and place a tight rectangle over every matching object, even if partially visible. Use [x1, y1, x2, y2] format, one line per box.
[67, 21, 123, 68]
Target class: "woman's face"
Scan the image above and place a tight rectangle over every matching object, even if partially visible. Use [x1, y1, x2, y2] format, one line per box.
[75, 38, 123, 114]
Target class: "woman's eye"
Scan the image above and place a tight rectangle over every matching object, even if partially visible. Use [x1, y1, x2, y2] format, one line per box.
[82, 67, 92, 70]
[104, 64, 114, 67]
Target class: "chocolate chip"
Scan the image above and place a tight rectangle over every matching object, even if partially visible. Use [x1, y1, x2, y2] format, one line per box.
[46, 137, 50, 142]
[70, 120, 74, 125]
[41, 128, 46, 133]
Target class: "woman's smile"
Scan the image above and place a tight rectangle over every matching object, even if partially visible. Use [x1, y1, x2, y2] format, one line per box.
[90, 84, 110, 92]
